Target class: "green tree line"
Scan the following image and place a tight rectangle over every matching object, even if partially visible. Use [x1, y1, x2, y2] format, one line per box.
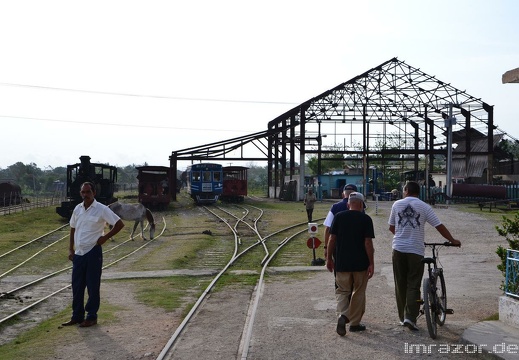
[0, 162, 149, 195]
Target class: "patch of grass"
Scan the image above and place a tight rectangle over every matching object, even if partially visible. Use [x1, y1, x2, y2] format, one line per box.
[484, 312, 499, 321]
[116, 191, 139, 200]
[170, 234, 233, 269]
[128, 276, 212, 314]
[212, 273, 260, 291]
[120, 234, 220, 271]
[127, 274, 259, 317]
[0, 207, 71, 275]
[0, 207, 67, 252]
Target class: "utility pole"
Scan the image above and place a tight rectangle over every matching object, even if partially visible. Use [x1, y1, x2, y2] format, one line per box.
[445, 104, 456, 204]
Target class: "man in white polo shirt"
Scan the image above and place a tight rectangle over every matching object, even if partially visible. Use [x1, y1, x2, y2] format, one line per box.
[62, 182, 124, 328]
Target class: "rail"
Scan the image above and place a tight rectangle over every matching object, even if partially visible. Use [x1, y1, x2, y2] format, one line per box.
[505, 249, 519, 299]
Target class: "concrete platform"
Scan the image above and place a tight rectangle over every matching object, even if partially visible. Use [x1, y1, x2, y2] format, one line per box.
[462, 321, 519, 359]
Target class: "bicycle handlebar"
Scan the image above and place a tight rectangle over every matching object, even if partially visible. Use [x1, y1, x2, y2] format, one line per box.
[424, 241, 459, 247]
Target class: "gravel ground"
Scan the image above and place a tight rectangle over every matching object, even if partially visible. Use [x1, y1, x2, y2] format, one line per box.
[243, 201, 506, 359]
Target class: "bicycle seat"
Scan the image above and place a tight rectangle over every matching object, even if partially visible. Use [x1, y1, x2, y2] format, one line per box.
[421, 257, 435, 265]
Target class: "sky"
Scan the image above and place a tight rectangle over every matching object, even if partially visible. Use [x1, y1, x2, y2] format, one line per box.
[1, 0, 518, 172]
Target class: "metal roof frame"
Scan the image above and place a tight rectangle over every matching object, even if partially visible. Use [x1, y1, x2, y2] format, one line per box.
[170, 57, 512, 200]
[267, 58, 513, 198]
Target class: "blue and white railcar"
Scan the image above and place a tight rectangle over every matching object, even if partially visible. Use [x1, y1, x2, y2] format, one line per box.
[186, 163, 223, 204]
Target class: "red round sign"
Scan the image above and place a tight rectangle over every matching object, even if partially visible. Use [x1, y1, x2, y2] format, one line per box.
[309, 225, 318, 233]
[306, 237, 321, 249]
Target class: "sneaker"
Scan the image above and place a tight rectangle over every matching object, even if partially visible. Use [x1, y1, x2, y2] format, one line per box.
[349, 324, 366, 332]
[399, 320, 405, 326]
[336, 315, 347, 336]
[403, 318, 419, 331]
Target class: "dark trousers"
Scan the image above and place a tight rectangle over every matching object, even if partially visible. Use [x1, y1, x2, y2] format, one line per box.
[71, 245, 103, 322]
[392, 249, 424, 323]
[306, 208, 314, 222]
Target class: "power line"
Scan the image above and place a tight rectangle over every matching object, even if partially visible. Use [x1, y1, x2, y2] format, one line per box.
[0, 115, 252, 133]
[0, 82, 297, 105]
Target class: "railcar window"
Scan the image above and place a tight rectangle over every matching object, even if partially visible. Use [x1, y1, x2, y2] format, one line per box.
[214, 172, 221, 182]
[202, 171, 211, 182]
[192, 171, 201, 181]
[224, 172, 237, 180]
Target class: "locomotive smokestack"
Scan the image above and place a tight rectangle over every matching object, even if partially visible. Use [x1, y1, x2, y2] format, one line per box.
[79, 155, 91, 165]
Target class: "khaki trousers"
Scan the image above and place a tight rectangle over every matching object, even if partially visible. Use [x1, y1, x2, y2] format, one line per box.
[335, 270, 368, 326]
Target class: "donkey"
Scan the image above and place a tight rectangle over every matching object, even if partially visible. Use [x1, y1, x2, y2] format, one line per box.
[108, 202, 155, 240]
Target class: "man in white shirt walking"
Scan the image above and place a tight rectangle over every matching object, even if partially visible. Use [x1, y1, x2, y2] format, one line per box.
[388, 181, 460, 331]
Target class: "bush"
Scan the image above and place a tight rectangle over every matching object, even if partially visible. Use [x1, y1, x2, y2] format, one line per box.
[496, 212, 519, 291]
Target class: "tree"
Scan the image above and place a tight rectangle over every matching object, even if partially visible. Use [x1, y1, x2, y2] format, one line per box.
[246, 163, 268, 193]
[364, 134, 410, 191]
[5, 162, 44, 193]
[117, 164, 139, 184]
[0, 162, 65, 194]
[498, 139, 519, 160]
[306, 151, 345, 175]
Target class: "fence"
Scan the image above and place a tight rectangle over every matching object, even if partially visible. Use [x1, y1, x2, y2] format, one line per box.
[505, 249, 519, 299]
[1, 193, 64, 216]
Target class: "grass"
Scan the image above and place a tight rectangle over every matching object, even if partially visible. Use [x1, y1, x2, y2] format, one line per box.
[0, 206, 71, 276]
[112, 274, 260, 322]
[484, 313, 499, 321]
[123, 276, 212, 315]
[0, 207, 67, 251]
[124, 233, 224, 271]
[212, 273, 260, 290]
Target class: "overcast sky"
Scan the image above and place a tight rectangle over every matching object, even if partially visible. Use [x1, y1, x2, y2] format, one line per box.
[1, 0, 518, 171]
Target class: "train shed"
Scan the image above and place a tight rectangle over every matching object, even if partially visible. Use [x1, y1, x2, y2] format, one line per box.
[169, 58, 517, 201]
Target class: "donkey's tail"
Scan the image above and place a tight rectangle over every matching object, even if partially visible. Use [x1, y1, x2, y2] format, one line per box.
[145, 208, 156, 239]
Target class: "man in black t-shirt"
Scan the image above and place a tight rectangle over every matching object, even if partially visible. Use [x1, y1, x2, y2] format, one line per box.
[326, 192, 375, 336]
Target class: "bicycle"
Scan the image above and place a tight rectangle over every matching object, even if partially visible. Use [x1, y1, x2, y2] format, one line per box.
[420, 242, 458, 339]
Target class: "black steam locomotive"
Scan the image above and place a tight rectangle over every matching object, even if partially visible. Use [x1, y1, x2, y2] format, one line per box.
[56, 155, 118, 219]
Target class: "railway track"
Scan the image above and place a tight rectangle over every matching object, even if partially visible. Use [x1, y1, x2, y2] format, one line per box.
[1, 196, 328, 358]
[0, 217, 167, 334]
[156, 203, 317, 360]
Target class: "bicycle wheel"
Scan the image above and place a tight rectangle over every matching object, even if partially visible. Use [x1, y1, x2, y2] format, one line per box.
[422, 277, 437, 339]
[436, 269, 447, 326]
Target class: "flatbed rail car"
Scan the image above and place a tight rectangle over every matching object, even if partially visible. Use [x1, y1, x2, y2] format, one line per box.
[221, 166, 249, 202]
[186, 163, 223, 204]
[56, 155, 117, 219]
[136, 165, 171, 210]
